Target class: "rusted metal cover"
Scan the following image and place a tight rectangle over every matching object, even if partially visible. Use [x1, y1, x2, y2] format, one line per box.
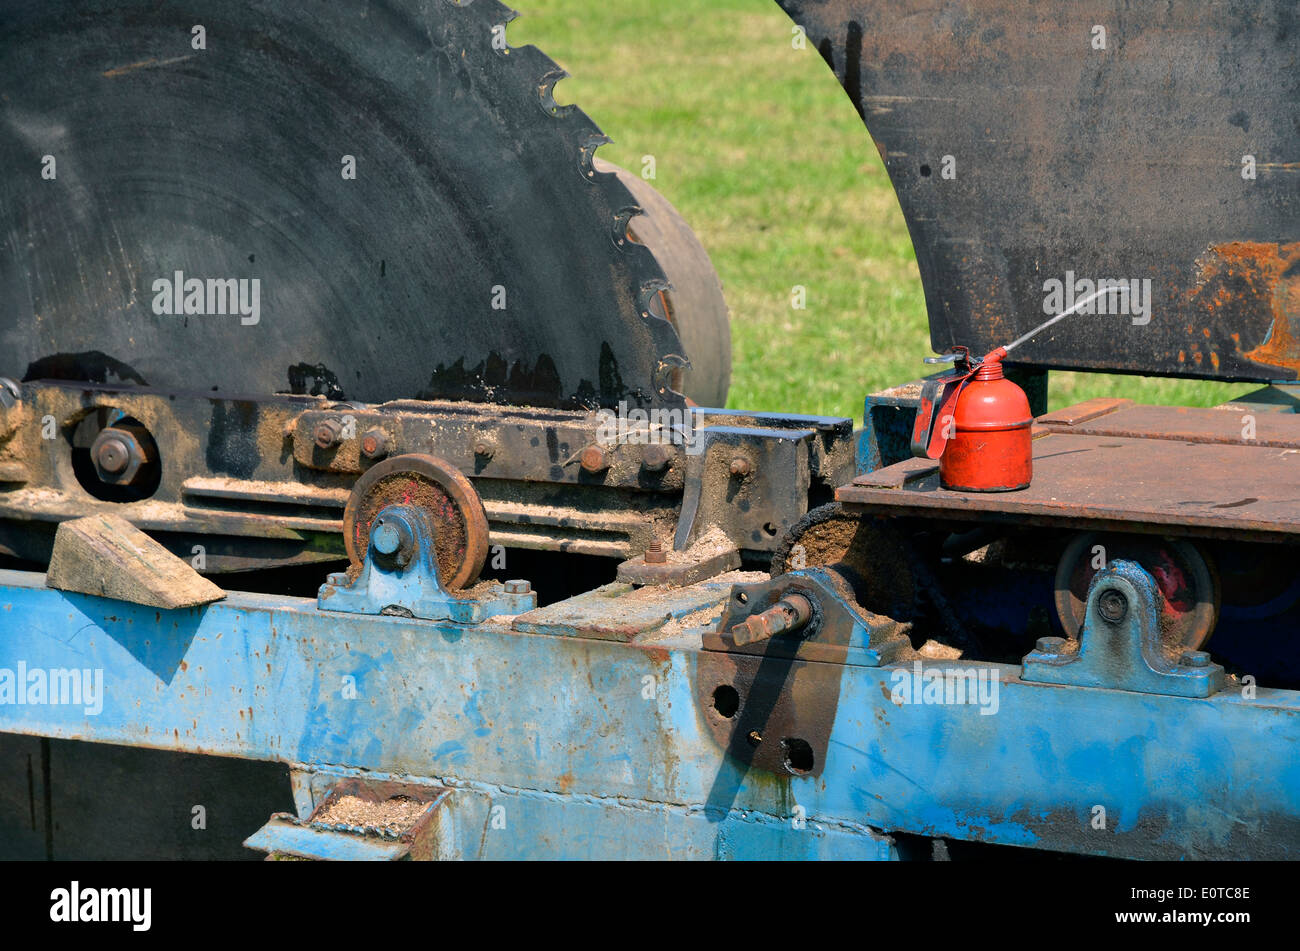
[778, 1, 1299, 381]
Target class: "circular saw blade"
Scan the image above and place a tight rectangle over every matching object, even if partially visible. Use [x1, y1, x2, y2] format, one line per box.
[0, 0, 686, 410]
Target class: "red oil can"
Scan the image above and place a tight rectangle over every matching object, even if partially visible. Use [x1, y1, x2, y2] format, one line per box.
[910, 346, 1033, 491]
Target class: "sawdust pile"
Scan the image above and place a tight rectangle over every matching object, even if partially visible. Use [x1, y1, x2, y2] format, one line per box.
[315, 794, 427, 833]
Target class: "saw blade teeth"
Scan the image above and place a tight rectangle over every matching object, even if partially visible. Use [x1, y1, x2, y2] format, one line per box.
[450, 0, 688, 406]
[610, 207, 640, 248]
[638, 278, 673, 323]
[579, 134, 615, 181]
[536, 67, 575, 118]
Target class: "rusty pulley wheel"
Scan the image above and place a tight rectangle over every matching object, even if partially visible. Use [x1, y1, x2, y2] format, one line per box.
[1053, 532, 1220, 652]
[343, 453, 489, 591]
[771, 502, 916, 621]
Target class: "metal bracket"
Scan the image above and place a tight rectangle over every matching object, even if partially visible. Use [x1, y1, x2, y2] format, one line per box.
[616, 532, 740, 586]
[317, 504, 535, 623]
[1021, 559, 1225, 698]
[245, 778, 451, 861]
[696, 569, 914, 777]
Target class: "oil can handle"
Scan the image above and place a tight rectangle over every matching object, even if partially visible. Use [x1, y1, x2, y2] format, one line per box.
[910, 369, 975, 460]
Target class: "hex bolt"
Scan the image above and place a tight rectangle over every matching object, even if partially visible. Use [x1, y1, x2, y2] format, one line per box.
[314, 417, 345, 450]
[474, 439, 496, 460]
[1035, 636, 1066, 653]
[1098, 588, 1128, 623]
[729, 456, 752, 478]
[90, 424, 156, 485]
[580, 444, 611, 474]
[504, 579, 531, 595]
[645, 539, 667, 565]
[1180, 650, 1211, 668]
[326, 572, 348, 586]
[641, 444, 673, 472]
[361, 428, 389, 460]
[731, 593, 813, 647]
[95, 435, 131, 474]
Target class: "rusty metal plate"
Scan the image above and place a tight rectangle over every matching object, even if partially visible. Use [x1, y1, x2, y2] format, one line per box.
[1037, 401, 1300, 449]
[837, 431, 1300, 543]
[777, 1, 1300, 382]
[696, 649, 842, 780]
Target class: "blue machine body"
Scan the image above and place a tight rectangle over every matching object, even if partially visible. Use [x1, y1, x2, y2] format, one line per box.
[2, 538, 1297, 859]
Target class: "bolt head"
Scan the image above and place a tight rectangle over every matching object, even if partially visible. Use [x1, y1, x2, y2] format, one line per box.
[1097, 588, 1128, 623]
[580, 444, 611, 473]
[372, 520, 403, 555]
[504, 579, 531, 595]
[361, 428, 389, 459]
[1035, 636, 1066, 653]
[314, 418, 345, 450]
[96, 437, 130, 474]
[729, 456, 752, 478]
[642, 444, 673, 471]
[1180, 650, 1211, 668]
[474, 440, 495, 459]
[369, 515, 414, 567]
[90, 426, 150, 484]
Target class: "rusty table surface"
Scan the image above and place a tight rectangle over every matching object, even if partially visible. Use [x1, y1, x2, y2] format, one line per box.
[1035, 398, 1300, 448]
[837, 404, 1300, 543]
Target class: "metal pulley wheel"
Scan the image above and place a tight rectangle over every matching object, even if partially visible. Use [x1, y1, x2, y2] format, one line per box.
[343, 454, 489, 591]
[1054, 532, 1221, 651]
[771, 502, 917, 621]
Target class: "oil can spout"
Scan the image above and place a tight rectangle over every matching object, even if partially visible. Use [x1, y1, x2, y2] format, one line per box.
[974, 347, 1008, 380]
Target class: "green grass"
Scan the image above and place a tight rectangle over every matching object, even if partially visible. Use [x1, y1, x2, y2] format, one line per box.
[507, 0, 1246, 420]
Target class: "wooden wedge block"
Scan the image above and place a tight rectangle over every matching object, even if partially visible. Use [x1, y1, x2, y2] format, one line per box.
[46, 514, 225, 609]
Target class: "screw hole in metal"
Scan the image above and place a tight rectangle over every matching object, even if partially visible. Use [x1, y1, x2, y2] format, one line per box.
[712, 685, 740, 719]
[782, 737, 814, 774]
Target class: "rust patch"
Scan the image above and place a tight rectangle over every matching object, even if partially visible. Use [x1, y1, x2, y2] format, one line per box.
[1192, 242, 1300, 377]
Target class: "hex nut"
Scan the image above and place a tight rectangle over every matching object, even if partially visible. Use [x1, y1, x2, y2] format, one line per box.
[504, 579, 531, 594]
[1098, 588, 1128, 623]
[642, 444, 674, 472]
[314, 417, 346, 450]
[90, 425, 153, 485]
[580, 444, 611, 474]
[361, 428, 389, 459]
